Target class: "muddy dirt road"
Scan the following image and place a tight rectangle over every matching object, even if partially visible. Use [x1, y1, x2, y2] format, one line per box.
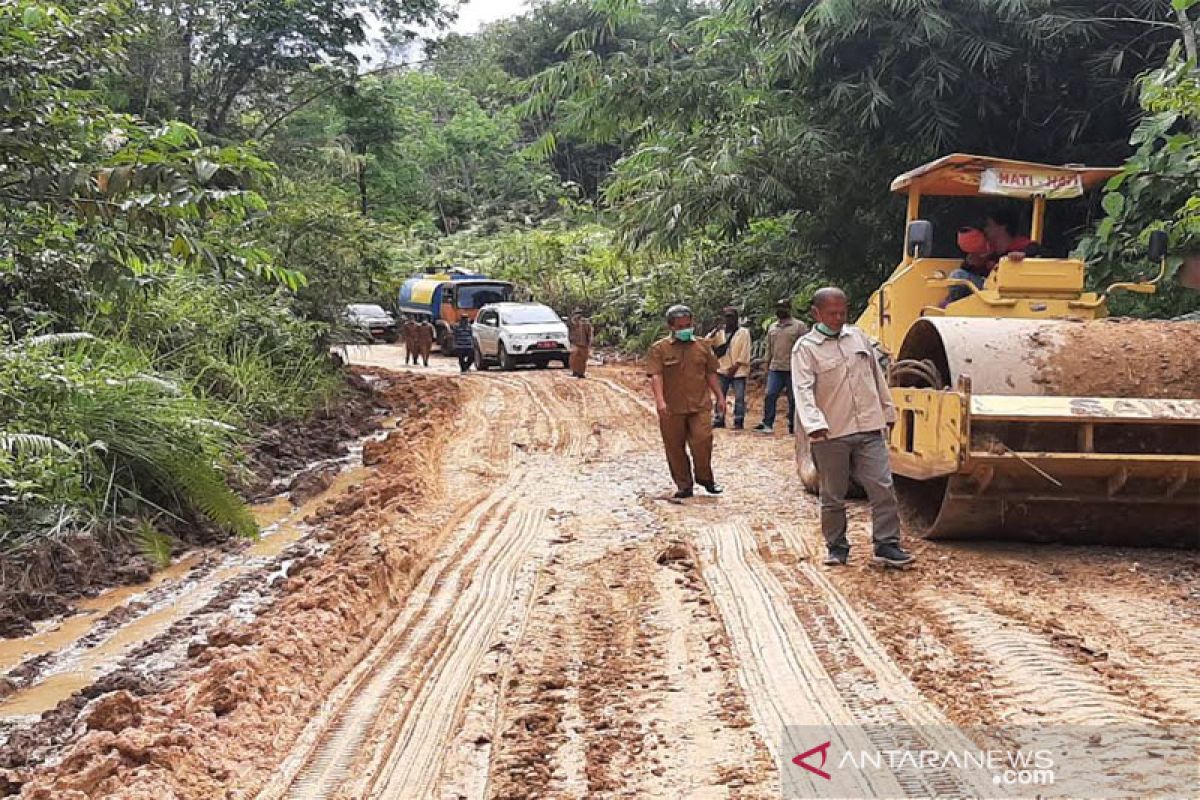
[3, 346, 1199, 798]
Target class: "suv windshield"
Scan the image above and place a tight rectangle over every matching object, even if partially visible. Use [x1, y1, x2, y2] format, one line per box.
[501, 306, 561, 325]
[348, 304, 389, 317]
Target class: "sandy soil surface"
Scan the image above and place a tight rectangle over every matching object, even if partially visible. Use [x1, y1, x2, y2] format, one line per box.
[3, 345, 1198, 799]
[1037, 318, 1200, 398]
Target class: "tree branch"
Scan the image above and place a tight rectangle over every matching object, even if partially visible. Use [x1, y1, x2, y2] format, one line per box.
[1175, 7, 1198, 65]
[255, 57, 436, 139]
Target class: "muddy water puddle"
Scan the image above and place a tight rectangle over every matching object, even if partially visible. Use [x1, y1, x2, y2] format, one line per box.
[0, 428, 389, 722]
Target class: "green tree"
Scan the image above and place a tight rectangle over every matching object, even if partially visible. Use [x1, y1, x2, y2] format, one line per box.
[1076, 40, 1200, 317]
[526, 0, 1184, 293]
[116, 0, 448, 134]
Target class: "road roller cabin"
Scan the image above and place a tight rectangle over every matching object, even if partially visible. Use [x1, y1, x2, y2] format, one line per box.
[826, 154, 1200, 547]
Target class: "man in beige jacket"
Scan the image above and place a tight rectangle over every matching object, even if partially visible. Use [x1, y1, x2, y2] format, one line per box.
[708, 306, 752, 429]
[793, 287, 915, 569]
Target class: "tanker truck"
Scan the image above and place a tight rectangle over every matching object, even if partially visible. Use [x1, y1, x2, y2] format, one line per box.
[397, 268, 515, 353]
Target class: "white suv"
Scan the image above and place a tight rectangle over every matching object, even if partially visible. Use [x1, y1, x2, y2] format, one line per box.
[473, 303, 570, 370]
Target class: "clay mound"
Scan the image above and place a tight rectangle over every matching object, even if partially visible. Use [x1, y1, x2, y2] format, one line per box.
[1042, 319, 1200, 400]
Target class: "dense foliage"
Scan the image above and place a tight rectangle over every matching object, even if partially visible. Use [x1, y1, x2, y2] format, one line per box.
[2, 0, 345, 555]
[1077, 40, 1200, 317]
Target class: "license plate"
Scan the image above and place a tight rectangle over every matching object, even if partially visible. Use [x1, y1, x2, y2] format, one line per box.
[535, 341, 559, 350]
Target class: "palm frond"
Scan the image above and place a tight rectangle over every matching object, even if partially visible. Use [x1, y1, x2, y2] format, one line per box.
[16, 332, 96, 349]
[0, 433, 75, 456]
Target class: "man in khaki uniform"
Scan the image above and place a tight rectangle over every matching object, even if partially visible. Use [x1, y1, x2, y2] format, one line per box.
[754, 299, 807, 435]
[793, 287, 915, 569]
[402, 318, 417, 365]
[707, 306, 752, 429]
[568, 308, 594, 378]
[647, 305, 725, 500]
[412, 319, 435, 366]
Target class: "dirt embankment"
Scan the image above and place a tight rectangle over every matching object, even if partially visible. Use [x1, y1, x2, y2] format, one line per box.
[0, 369, 384, 641]
[1038, 318, 1200, 399]
[235, 369, 384, 499]
[8, 373, 461, 800]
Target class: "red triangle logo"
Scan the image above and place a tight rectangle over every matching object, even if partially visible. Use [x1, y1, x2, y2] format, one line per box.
[792, 741, 833, 780]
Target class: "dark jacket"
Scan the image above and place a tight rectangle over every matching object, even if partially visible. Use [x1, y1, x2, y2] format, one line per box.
[453, 322, 474, 352]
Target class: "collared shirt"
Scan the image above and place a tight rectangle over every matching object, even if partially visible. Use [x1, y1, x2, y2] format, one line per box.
[412, 322, 435, 345]
[766, 318, 807, 372]
[791, 325, 895, 439]
[708, 326, 751, 378]
[569, 317, 593, 348]
[646, 336, 719, 415]
[453, 323, 473, 349]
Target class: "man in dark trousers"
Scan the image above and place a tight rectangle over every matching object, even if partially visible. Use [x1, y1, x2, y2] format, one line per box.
[793, 287, 915, 569]
[754, 299, 807, 434]
[453, 315, 475, 372]
[647, 305, 725, 500]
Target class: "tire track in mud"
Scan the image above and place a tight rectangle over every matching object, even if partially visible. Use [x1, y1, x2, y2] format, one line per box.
[256, 484, 523, 800]
[773, 525, 958, 731]
[491, 374, 563, 455]
[699, 522, 999, 799]
[548, 375, 656, 457]
[356, 509, 549, 800]
[262, 371, 578, 800]
[763, 525, 995, 798]
[921, 591, 1153, 727]
[695, 521, 905, 798]
[1080, 593, 1200, 721]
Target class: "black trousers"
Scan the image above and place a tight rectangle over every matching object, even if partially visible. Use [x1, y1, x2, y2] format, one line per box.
[457, 349, 474, 372]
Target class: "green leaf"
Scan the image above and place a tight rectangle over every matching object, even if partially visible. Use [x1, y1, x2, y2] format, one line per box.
[1101, 193, 1125, 219]
[194, 159, 219, 183]
[21, 6, 45, 27]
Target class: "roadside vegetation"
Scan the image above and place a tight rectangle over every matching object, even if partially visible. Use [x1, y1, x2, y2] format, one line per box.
[2, 0, 1198, 577]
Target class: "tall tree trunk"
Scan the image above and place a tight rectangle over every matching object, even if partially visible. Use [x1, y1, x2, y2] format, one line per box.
[179, 4, 194, 124]
[357, 160, 369, 216]
[208, 81, 245, 135]
[1176, 6, 1198, 66]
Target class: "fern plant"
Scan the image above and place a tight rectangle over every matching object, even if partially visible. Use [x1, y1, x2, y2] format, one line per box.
[133, 519, 176, 569]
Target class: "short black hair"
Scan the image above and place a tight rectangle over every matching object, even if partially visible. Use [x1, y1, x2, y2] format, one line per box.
[986, 207, 1020, 236]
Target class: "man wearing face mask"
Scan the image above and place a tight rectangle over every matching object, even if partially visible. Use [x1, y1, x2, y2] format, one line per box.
[793, 287, 915, 569]
[646, 305, 725, 500]
[707, 306, 752, 429]
[754, 298, 807, 435]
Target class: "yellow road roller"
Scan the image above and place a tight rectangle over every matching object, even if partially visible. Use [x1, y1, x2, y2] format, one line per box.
[799, 154, 1200, 547]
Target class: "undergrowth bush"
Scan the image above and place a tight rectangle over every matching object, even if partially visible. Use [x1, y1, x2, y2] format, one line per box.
[0, 334, 257, 548]
[97, 277, 339, 425]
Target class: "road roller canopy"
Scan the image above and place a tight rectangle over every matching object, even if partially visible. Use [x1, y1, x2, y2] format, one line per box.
[890, 154, 1120, 199]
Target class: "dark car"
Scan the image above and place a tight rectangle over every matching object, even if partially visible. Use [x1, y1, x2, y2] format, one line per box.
[345, 304, 399, 343]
